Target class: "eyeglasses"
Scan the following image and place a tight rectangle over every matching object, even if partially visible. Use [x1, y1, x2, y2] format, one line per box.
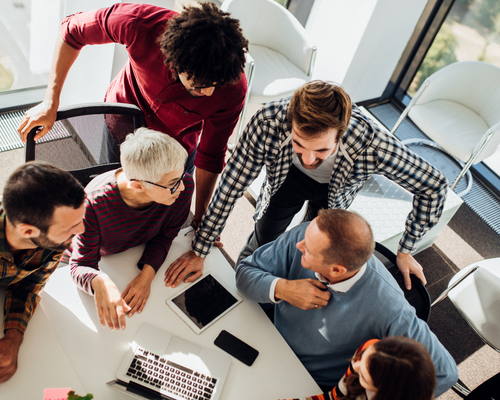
[130, 170, 186, 194]
[192, 83, 219, 90]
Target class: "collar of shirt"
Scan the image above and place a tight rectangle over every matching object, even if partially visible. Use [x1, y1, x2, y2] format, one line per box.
[315, 263, 367, 293]
[0, 209, 14, 262]
[292, 145, 339, 184]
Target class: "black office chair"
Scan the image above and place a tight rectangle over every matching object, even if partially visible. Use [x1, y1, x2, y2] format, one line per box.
[374, 242, 431, 322]
[463, 372, 500, 399]
[25, 102, 145, 187]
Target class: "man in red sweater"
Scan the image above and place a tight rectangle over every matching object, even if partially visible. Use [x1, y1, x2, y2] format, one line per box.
[18, 3, 248, 230]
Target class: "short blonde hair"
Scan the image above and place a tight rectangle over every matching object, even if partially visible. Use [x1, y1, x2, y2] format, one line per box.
[120, 128, 187, 184]
[288, 81, 352, 141]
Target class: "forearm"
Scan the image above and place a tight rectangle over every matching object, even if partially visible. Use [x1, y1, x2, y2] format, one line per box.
[376, 133, 448, 253]
[134, 264, 156, 291]
[140, 245, 169, 273]
[274, 279, 291, 302]
[71, 264, 102, 295]
[44, 35, 81, 108]
[235, 262, 277, 303]
[193, 168, 219, 224]
[90, 273, 113, 294]
[3, 329, 23, 347]
[398, 189, 447, 253]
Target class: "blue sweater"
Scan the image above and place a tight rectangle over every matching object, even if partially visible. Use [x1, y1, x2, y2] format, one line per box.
[236, 223, 458, 396]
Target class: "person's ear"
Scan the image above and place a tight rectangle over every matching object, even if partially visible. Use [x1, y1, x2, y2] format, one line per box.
[130, 180, 145, 191]
[327, 264, 348, 279]
[18, 223, 41, 239]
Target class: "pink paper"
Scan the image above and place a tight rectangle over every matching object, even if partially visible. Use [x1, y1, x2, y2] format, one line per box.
[44, 388, 71, 400]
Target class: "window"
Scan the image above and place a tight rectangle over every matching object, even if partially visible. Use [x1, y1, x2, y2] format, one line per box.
[408, 0, 500, 97]
[410, 0, 500, 185]
[0, 0, 61, 95]
[381, 0, 500, 194]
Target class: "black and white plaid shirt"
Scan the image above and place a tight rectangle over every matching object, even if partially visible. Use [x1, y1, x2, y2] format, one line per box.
[193, 98, 448, 257]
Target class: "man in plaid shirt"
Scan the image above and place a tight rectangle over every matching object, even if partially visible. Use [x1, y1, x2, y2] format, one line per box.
[165, 81, 448, 292]
[0, 162, 85, 382]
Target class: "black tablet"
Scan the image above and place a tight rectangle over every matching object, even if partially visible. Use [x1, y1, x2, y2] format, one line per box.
[166, 273, 243, 334]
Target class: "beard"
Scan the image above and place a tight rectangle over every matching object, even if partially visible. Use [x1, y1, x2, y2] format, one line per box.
[31, 232, 74, 252]
[296, 153, 325, 170]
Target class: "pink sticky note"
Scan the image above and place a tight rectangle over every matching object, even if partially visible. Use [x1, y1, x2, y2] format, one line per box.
[44, 388, 71, 400]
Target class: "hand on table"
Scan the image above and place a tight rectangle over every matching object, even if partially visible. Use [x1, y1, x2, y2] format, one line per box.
[91, 274, 131, 330]
[17, 101, 58, 143]
[396, 251, 427, 290]
[122, 264, 155, 317]
[275, 279, 331, 310]
[0, 329, 23, 383]
[165, 251, 205, 288]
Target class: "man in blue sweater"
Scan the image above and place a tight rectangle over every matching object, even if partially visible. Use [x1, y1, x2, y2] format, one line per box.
[235, 209, 458, 397]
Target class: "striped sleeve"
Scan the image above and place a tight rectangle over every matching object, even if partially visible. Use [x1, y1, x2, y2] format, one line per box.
[69, 198, 104, 294]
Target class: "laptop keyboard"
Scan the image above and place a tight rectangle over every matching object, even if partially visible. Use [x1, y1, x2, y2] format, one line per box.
[126, 347, 217, 400]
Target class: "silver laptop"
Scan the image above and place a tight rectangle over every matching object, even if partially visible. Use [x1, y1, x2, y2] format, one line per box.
[107, 323, 231, 400]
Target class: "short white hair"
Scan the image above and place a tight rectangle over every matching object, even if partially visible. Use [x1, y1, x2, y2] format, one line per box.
[120, 128, 187, 184]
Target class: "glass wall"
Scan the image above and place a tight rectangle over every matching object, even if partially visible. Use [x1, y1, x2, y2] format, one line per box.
[405, 0, 500, 181]
[408, 0, 500, 97]
[0, 0, 61, 94]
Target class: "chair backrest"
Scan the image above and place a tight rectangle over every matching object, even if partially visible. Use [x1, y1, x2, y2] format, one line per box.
[221, 0, 315, 76]
[374, 243, 431, 322]
[448, 266, 500, 351]
[25, 102, 145, 187]
[464, 371, 500, 399]
[416, 61, 500, 128]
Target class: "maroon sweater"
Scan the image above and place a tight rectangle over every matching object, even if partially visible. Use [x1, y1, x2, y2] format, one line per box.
[65, 169, 193, 294]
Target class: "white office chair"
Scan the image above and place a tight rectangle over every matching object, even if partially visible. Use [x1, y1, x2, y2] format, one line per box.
[431, 260, 500, 396]
[221, 0, 317, 146]
[391, 61, 500, 197]
[229, 52, 255, 150]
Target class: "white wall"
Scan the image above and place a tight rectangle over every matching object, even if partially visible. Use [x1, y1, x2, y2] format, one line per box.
[30, 0, 63, 74]
[59, 0, 118, 107]
[306, 0, 427, 103]
[306, 0, 378, 86]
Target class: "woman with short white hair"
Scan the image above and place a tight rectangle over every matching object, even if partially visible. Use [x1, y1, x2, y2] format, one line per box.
[65, 128, 194, 331]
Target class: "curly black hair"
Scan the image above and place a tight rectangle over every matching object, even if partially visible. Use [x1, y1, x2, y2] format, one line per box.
[158, 2, 249, 86]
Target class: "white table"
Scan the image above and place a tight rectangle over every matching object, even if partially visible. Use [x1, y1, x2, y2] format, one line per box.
[36, 228, 320, 399]
[0, 289, 85, 399]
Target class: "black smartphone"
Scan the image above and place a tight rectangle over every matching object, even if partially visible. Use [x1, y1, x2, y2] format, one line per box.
[214, 330, 259, 366]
